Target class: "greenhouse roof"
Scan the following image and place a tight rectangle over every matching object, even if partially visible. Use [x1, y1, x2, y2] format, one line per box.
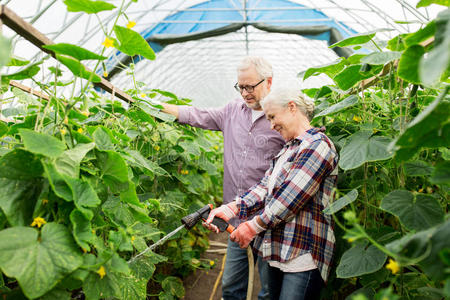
[1, 0, 446, 107]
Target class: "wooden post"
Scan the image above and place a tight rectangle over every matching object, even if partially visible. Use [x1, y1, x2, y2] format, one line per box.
[0, 5, 134, 104]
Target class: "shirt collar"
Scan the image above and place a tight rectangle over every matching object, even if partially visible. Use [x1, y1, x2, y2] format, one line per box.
[285, 127, 324, 147]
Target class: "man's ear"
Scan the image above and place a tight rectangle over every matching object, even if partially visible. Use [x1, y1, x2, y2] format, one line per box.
[266, 77, 273, 89]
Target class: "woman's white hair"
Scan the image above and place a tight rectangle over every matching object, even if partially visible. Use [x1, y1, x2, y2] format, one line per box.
[237, 56, 273, 79]
[261, 86, 315, 120]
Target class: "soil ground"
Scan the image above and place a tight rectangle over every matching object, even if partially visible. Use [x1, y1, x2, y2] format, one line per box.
[182, 232, 261, 300]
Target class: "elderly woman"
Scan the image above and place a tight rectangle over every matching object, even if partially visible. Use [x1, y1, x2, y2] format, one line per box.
[206, 86, 338, 300]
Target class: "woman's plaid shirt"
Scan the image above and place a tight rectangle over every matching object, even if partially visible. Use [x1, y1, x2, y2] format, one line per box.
[236, 127, 338, 282]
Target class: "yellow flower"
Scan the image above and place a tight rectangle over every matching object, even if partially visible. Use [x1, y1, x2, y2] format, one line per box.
[31, 217, 47, 228]
[386, 259, 400, 274]
[126, 20, 136, 29]
[154, 145, 160, 151]
[140, 93, 146, 98]
[42, 199, 49, 205]
[96, 266, 106, 279]
[131, 236, 135, 242]
[347, 237, 356, 243]
[181, 170, 189, 175]
[213, 145, 219, 150]
[418, 188, 424, 193]
[373, 128, 378, 134]
[63, 116, 69, 124]
[103, 71, 108, 78]
[81, 110, 90, 117]
[329, 118, 334, 122]
[61, 129, 67, 135]
[77, 128, 83, 134]
[352, 116, 362, 122]
[102, 37, 114, 48]
[92, 229, 96, 235]
[209, 260, 215, 266]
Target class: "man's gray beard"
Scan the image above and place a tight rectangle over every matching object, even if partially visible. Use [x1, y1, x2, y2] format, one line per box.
[245, 101, 262, 110]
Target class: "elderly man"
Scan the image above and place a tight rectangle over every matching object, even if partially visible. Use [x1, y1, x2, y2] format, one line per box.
[207, 86, 338, 300]
[161, 57, 284, 300]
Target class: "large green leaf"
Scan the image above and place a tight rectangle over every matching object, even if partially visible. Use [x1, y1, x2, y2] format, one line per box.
[113, 26, 156, 60]
[333, 65, 373, 91]
[429, 161, 450, 184]
[0, 121, 8, 138]
[56, 54, 101, 83]
[330, 31, 377, 48]
[43, 162, 73, 202]
[323, 189, 358, 215]
[416, 0, 450, 8]
[419, 220, 450, 281]
[63, 0, 116, 14]
[0, 35, 11, 68]
[119, 275, 147, 300]
[66, 177, 101, 209]
[102, 197, 135, 227]
[393, 90, 450, 150]
[2, 62, 41, 82]
[70, 209, 95, 251]
[0, 178, 42, 226]
[0, 150, 43, 226]
[0, 223, 83, 299]
[419, 21, 450, 86]
[162, 276, 185, 298]
[380, 190, 444, 231]
[339, 130, 393, 171]
[43, 43, 106, 61]
[93, 127, 115, 151]
[397, 45, 425, 84]
[19, 129, 66, 158]
[403, 160, 434, 176]
[336, 241, 387, 278]
[124, 149, 169, 176]
[7, 57, 30, 67]
[301, 58, 346, 80]
[0, 149, 43, 180]
[83, 270, 121, 300]
[313, 95, 358, 119]
[96, 150, 129, 187]
[55, 143, 95, 178]
[386, 227, 436, 260]
[360, 51, 402, 65]
[404, 21, 436, 47]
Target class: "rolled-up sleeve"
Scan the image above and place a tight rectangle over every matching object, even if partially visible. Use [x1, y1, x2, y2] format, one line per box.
[259, 140, 336, 228]
[178, 105, 228, 131]
[237, 165, 273, 220]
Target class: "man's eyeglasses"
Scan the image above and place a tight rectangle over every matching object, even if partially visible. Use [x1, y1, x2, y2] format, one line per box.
[234, 79, 265, 93]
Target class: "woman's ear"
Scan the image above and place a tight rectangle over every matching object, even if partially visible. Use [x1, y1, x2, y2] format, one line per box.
[288, 101, 297, 112]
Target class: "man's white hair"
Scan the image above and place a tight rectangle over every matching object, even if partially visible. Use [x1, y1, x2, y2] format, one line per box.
[237, 56, 273, 79]
[261, 86, 315, 120]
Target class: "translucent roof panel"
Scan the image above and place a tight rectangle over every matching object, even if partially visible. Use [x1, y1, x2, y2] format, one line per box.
[1, 0, 446, 107]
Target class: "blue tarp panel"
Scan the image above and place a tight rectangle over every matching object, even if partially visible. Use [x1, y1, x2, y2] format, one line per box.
[101, 0, 358, 77]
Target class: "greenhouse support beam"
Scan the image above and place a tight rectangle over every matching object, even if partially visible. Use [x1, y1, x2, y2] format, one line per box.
[0, 5, 134, 104]
[9, 81, 50, 101]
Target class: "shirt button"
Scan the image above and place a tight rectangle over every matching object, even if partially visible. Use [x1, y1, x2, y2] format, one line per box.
[240, 170, 243, 173]
[248, 132, 252, 135]
[243, 151, 246, 154]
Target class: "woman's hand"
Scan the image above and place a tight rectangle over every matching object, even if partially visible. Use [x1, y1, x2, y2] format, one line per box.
[230, 217, 266, 248]
[202, 202, 238, 233]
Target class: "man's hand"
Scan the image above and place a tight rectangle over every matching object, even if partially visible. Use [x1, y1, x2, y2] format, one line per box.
[161, 103, 179, 119]
[203, 202, 238, 233]
[230, 217, 265, 248]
